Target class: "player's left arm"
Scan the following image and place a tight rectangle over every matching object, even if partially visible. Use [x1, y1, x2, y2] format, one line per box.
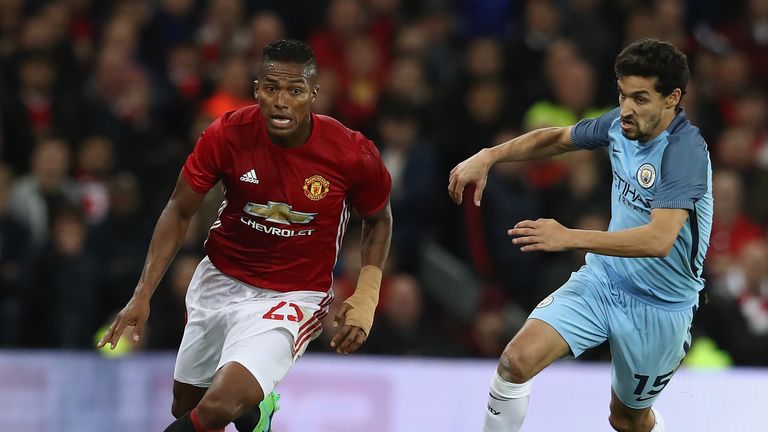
[331, 202, 393, 354]
[508, 208, 688, 257]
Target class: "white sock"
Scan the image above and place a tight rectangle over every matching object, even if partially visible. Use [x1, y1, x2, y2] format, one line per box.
[483, 371, 531, 432]
[650, 408, 665, 432]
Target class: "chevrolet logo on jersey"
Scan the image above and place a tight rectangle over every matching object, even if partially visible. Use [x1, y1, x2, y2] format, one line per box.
[243, 201, 317, 225]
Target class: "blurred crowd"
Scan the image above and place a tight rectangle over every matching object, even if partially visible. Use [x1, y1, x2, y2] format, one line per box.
[1, 0, 767, 366]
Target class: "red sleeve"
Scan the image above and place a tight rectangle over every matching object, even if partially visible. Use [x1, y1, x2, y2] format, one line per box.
[349, 135, 391, 217]
[181, 117, 226, 194]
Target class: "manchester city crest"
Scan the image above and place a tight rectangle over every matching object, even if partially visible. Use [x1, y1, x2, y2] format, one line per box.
[636, 163, 656, 188]
[536, 295, 554, 308]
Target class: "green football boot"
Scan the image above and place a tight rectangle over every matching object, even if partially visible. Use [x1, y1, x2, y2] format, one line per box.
[253, 391, 280, 432]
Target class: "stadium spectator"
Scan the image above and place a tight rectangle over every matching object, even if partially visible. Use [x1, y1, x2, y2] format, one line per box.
[8, 138, 80, 247]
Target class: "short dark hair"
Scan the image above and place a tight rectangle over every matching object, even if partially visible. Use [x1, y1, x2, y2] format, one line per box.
[614, 39, 689, 97]
[261, 39, 317, 78]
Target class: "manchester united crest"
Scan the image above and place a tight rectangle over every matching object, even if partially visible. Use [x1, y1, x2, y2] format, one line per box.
[303, 175, 330, 201]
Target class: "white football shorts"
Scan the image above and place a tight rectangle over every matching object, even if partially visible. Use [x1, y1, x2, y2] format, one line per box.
[173, 256, 333, 394]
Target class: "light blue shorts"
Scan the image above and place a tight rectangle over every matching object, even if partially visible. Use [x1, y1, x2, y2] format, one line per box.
[529, 264, 696, 409]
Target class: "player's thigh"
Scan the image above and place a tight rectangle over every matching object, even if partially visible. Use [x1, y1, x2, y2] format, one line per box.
[171, 381, 207, 418]
[174, 257, 230, 387]
[609, 295, 695, 409]
[527, 266, 610, 359]
[205, 328, 295, 410]
[173, 313, 227, 387]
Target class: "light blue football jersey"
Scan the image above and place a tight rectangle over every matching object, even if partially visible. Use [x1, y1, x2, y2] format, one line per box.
[570, 108, 713, 307]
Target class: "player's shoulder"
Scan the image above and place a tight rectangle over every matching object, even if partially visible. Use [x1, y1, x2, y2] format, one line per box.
[315, 113, 376, 152]
[665, 110, 708, 153]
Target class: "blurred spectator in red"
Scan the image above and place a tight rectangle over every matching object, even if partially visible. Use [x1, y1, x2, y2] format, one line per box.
[716, 126, 755, 173]
[698, 239, 768, 365]
[311, 69, 340, 116]
[335, 35, 386, 130]
[201, 55, 253, 119]
[363, 273, 443, 356]
[74, 135, 114, 225]
[712, 50, 753, 126]
[2, 53, 77, 173]
[707, 170, 765, 277]
[0, 0, 24, 58]
[731, 91, 768, 169]
[197, 0, 249, 67]
[653, 0, 692, 52]
[247, 11, 285, 68]
[720, 240, 768, 334]
[310, 0, 393, 128]
[718, 0, 768, 92]
[162, 42, 208, 142]
[465, 288, 524, 357]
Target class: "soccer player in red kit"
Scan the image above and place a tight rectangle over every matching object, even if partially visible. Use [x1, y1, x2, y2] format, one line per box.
[97, 40, 393, 432]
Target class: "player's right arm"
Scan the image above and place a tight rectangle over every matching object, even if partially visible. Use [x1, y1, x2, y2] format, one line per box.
[448, 126, 575, 206]
[97, 175, 206, 350]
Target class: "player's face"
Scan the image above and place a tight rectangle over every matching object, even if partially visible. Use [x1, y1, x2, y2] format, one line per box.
[255, 61, 319, 146]
[617, 76, 679, 142]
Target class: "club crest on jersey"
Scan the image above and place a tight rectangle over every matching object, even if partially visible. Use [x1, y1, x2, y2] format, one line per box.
[303, 175, 330, 201]
[636, 163, 656, 189]
[536, 295, 554, 308]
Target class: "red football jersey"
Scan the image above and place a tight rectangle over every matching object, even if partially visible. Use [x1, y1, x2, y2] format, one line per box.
[182, 105, 391, 293]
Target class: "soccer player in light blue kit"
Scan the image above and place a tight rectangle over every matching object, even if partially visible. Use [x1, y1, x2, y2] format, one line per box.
[448, 39, 712, 432]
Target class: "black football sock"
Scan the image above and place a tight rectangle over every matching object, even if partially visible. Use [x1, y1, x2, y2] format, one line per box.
[163, 411, 196, 432]
[233, 404, 261, 432]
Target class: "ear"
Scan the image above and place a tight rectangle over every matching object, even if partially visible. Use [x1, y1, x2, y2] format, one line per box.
[665, 88, 682, 109]
[311, 84, 319, 103]
[253, 80, 259, 101]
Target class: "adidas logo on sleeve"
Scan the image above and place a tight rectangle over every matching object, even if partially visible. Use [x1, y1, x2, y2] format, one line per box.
[240, 169, 260, 184]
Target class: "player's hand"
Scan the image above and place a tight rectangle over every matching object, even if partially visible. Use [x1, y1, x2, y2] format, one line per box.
[448, 149, 493, 206]
[330, 303, 367, 355]
[508, 218, 571, 252]
[97, 295, 150, 350]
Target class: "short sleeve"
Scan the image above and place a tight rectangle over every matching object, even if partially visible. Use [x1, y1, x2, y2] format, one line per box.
[349, 136, 391, 217]
[182, 117, 226, 194]
[570, 107, 620, 150]
[651, 136, 709, 210]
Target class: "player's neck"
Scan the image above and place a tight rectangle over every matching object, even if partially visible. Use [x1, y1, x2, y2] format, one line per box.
[645, 108, 679, 142]
[270, 115, 313, 148]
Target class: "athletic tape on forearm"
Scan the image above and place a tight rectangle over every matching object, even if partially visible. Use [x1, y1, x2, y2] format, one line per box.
[342, 265, 382, 335]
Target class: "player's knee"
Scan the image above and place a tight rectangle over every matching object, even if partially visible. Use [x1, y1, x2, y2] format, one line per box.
[498, 345, 534, 383]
